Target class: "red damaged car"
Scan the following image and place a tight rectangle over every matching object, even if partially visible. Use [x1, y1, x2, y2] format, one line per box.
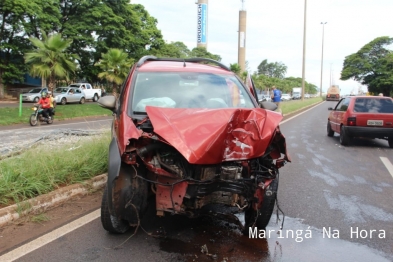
[98, 56, 290, 235]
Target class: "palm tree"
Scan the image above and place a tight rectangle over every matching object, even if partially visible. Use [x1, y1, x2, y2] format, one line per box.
[95, 49, 134, 94]
[24, 31, 79, 93]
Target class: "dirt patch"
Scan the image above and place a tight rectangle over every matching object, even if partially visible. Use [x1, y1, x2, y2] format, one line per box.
[0, 189, 103, 255]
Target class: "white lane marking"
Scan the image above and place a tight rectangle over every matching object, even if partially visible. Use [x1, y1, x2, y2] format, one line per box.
[380, 157, 393, 179]
[0, 209, 100, 261]
[0, 119, 111, 132]
[281, 101, 325, 124]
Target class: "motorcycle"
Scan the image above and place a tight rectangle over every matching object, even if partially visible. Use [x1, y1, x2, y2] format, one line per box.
[29, 105, 54, 126]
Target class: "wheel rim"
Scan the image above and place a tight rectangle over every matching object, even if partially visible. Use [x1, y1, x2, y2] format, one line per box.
[61, 98, 66, 105]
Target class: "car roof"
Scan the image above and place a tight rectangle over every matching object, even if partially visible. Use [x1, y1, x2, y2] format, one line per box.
[138, 60, 233, 75]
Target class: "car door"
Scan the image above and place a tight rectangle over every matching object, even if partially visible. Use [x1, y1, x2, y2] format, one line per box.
[74, 88, 83, 102]
[333, 98, 350, 132]
[330, 99, 344, 132]
[68, 88, 76, 102]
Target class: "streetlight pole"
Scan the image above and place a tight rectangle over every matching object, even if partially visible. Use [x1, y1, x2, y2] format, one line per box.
[301, 0, 307, 101]
[319, 22, 327, 98]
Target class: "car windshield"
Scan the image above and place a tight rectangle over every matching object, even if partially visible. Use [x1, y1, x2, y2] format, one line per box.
[28, 88, 43, 93]
[129, 72, 255, 113]
[54, 88, 69, 93]
[69, 84, 80, 88]
[354, 98, 393, 113]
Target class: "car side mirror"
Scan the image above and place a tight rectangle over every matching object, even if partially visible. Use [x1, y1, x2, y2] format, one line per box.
[98, 95, 116, 111]
[328, 107, 333, 110]
[259, 101, 278, 111]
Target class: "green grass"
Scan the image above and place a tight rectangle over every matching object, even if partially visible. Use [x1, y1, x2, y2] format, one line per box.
[0, 103, 112, 126]
[280, 97, 323, 115]
[0, 132, 110, 206]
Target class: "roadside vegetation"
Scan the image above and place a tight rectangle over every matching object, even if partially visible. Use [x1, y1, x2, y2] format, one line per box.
[0, 132, 110, 206]
[281, 97, 323, 115]
[0, 103, 111, 126]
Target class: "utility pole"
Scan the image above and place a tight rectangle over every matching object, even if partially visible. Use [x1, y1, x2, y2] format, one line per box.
[319, 22, 327, 97]
[301, 0, 307, 101]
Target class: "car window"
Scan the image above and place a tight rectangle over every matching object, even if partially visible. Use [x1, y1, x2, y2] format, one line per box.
[340, 98, 350, 111]
[75, 89, 82, 94]
[334, 98, 344, 111]
[354, 98, 393, 113]
[129, 72, 255, 113]
[28, 88, 43, 93]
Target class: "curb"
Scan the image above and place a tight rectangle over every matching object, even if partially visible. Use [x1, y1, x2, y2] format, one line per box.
[0, 174, 107, 228]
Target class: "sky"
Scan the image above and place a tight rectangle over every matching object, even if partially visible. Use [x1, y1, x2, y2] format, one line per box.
[132, 0, 393, 95]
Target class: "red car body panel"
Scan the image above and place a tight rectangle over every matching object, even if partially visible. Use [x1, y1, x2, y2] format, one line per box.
[144, 106, 284, 164]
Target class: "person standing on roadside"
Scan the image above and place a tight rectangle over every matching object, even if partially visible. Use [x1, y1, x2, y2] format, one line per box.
[271, 86, 282, 106]
[49, 93, 55, 117]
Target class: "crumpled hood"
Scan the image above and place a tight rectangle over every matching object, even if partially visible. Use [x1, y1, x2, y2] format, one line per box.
[145, 106, 284, 164]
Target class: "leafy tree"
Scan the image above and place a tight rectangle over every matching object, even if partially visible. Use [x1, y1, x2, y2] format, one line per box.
[190, 47, 222, 61]
[0, 0, 61, 98]
[341, 36, 393, 96]
[95, 48, 134, 92]
[257, 59, 287, 79]
[24, 32, 79, 92]
[229, 63, 241, 75]
[155, 41, 191, 58]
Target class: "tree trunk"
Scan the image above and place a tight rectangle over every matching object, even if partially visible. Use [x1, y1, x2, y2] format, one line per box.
[0, 70, 4, 99]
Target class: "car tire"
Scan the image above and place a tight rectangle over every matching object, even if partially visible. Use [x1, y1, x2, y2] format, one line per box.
[388, 138, 393, 148]
[61, 97, 67, 105]
[339, 125, 350, 146]
[101, 184, 130, 234]
[29, 115, 38, 126]
[33, 97, 39, 103]
[93, 94, 99, 102]
[79, 97, 85, 104]
[327, 121, 334, 137]
[243, 178, 278, 235]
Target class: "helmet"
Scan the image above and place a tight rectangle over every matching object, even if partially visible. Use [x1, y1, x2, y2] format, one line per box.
[41, 92, 47, 97]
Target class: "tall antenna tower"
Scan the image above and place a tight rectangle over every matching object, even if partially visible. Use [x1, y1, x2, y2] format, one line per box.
[238, 0, 247, 73]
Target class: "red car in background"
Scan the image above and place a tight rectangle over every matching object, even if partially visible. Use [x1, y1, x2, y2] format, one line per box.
[327, 96, 393, 147]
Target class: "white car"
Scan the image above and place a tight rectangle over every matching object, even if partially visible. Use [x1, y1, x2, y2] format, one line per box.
[281, 94, 292, 101]
[21, 88, 49, 103]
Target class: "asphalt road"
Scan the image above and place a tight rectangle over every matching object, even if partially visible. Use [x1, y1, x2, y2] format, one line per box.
[1, 102, 393, 262]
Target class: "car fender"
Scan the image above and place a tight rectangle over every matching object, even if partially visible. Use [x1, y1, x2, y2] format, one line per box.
[107, 137, 121, 215]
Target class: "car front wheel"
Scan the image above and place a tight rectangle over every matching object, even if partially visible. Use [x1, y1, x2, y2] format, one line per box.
[101, 185, 130, 234]
[339, 126, 350, 146]
[327, 121, 334, 137]
[79, 97, 85, 104]
[243, 178, 278, 235]
[61, 97, 67, 105]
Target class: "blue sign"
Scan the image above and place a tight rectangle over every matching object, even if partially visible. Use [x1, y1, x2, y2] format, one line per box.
[197, 4, 207, 44]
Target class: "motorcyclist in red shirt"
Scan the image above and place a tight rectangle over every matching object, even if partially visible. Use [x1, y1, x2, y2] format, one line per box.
[35, 91, 52, 119]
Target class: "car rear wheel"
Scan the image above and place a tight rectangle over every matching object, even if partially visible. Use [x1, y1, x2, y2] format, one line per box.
[388, 138, 393, 148]
[327, 121, 334, 137]
[339, 126, 350, 146]
[101, 184, 130, 234]
[243, 178, 278, 235]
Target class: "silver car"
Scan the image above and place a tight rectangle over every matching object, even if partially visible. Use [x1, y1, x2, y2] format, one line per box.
[21, 88, 49, 103]
[53, 87, 85, 105]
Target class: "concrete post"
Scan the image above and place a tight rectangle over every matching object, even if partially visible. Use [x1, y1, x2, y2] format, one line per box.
[238, 10, 247, 73]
